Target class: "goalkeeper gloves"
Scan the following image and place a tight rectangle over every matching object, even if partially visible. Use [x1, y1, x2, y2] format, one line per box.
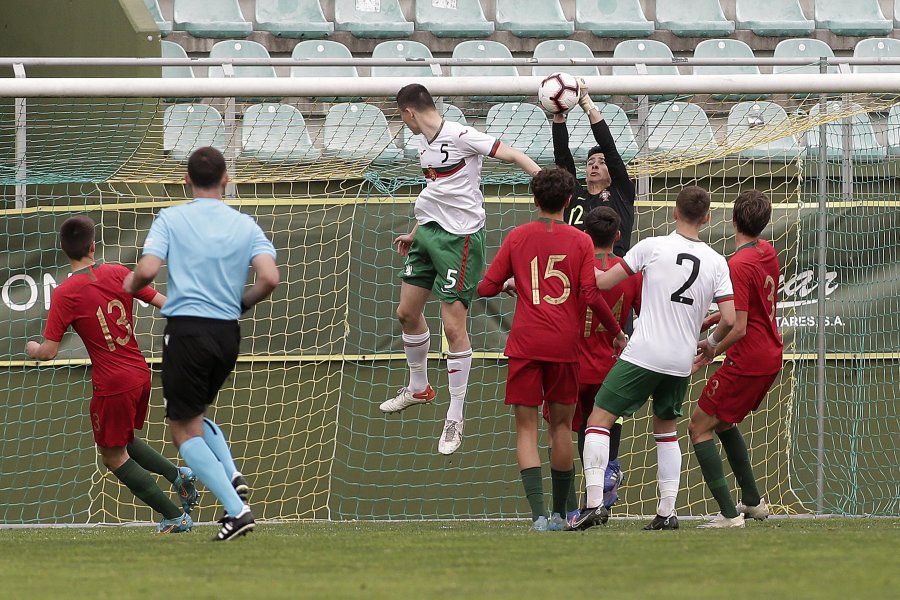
[577, 77, 597, 114]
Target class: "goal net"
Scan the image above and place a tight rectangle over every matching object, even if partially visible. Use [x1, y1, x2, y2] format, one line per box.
[1, 79, 898, 524]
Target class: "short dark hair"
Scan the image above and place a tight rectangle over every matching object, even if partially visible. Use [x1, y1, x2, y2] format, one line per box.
[584, 206, 620, 249]
[396, 84, 436, 111]
[587, 146, 604, 161]
[732, 190, 771, 237]
[187, 146, 227, 189]
[675, 185, 711, 224]
[59, 215, 96, 261]
[531, 168, 575, 213]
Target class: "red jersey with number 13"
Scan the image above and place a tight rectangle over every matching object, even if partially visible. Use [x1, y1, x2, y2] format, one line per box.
[726, 239, 783, 375]
[44, 263, 158, 395]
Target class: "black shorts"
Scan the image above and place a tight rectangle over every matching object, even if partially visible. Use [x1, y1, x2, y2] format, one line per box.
[162, 317, 240, 421]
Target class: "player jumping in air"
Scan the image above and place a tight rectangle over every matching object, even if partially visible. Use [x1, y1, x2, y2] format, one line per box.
[690, 190, 783, 528]
[553, 80, 636, 502]
[26, 216, 199, 534]
[568, 186, 736, 531]
[381, 83, 541, 456]
[478, 168, 627, 531]
[126, 147, 280, 541]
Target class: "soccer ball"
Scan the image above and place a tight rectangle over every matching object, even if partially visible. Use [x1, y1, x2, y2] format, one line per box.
[538, 72, 581, 114]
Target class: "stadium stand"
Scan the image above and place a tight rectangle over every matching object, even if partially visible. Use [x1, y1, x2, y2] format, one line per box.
[290, 40, 360, 102]
[646, 102, 718, 154]
[414, 0, 494, 38]
[655, 0, 735, 37]
[208, 40, 278, 102]
[172, 0, 252, 38]
[727, 101, 800, 160]
[371, 40, 434, 78]
[322, 102, 403, 164]
[494, 0, 574, 38]
[241, 103, 321, 163]
[773, 38, 839, 75]
[566, 102, 640, 163]
[612, 40, 679, 102]
[160, 40, 197, 103]
[333, 0, 414, 38]
[806, 101, 886, 163]
[852, 38, 900, 74]
[484, 102, 555, 163]
[693, 39, 769, 101]
[254, 0, 334, 39]
[163, 104, 226, 162]
[734, 0, 814, 37]
[574, 0, 654, 38]
[144, 0, 172, 37]
[814, 0, 892, 37]
[450, 40, 523, 101]
[531, 39, 602, 78]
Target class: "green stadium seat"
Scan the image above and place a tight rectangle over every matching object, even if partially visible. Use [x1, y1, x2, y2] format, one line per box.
[163, 104, 225, 163]
[255, 0, 333, 39]
[896, 0, 900, 29]
[291, 40, 360, 102]
[612, 40, 679, 102]
[495, 0, 574, 38]
[144, 0, 172, 37]
[208, 41, 278, 103]
[656, 0, 734, 37]
[531, 40, 600, 78]
[323, 103, 403, 165]
[484, 103, 554, 163]
[333, 0, 413, 39]
[646, 102, 718, 155]
[415, 0, 493, 38]
[371, 41, 433, 79]
[693, 40, 769, 102]
[161, 41, 196, 103]
[815, 0, 891, 37]
[852, 38, 900, 75]
[574, 0, 654, 38]
[403, 104, 468, 158]
[773, 39, 838, 99]
[884, 104, 900, 156]
[451, 41, 524, 102]
[566, 103, 639, 163]
[241, 103, 321, 164]
[805, 101, 886, 163]
[735, 0, 813, 37]
[173, 0, 252, 38]
[727, 101, 800, 160]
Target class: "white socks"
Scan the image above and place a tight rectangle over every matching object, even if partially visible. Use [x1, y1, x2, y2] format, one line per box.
[402, 330, 431, 393]
[583, 426, 611, 508]
[654, 431, 681, 517]
[446, 348, 472, 423]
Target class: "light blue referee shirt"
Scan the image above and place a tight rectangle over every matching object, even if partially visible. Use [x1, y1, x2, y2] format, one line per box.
[142, 198, 277, 320]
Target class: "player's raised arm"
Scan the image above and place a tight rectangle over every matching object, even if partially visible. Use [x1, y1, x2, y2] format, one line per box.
[551, 113, 577, 177]
[491, 142, 541, 177]
[579, 81, 632, 194]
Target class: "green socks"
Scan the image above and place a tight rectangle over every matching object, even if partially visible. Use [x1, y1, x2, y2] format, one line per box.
[693, 439, 738, 518]
[718, 427, 762, 507]
[126, 437, 179, 483]
[551, 468, 575, 517]
[520, 467, 545, 521]
[112, 458, 182, 519]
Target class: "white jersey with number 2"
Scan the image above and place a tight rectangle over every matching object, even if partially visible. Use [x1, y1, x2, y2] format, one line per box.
[620, 232, 734, 377]
[415, 120, 500, 236]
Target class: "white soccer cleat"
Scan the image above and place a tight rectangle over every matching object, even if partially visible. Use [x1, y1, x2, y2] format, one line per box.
[698, 513, 746, 529]
[379, 385, 436, 414]
[438, 419, 463, 455]
[737, 498, 770, 521]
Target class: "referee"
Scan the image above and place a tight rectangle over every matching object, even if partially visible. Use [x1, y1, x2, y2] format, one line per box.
[125, 147, 279, 541]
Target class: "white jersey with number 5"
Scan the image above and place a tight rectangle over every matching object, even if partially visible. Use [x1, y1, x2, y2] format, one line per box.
[620, 232, 733, 376]
[415, 120, 500, 235]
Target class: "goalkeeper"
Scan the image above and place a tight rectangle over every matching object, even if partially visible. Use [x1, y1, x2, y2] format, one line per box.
[551, 79, 636, 509]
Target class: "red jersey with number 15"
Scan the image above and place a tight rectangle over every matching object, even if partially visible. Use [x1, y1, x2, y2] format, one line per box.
[43, 263, 158, 395]
[726, 239, 783, 375]
[477, 219, 620, 363]
[579, 253, 642, 384]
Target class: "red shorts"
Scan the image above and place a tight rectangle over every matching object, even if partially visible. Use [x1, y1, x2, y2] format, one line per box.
[697, 361, 778, 424]
[543, 383, 601, 431]
[505, 358, 578, 407]
[89, 379, 151, 448]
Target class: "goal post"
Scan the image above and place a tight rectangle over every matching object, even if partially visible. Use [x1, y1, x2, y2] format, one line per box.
[1, 71, 898, 524]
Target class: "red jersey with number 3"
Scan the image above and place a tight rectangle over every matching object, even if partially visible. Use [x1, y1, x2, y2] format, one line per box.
[477, 219, 620, 363]
[726, 239, 783, 375]
[43, 263, 157, 394]
[579, 254, 642, 384]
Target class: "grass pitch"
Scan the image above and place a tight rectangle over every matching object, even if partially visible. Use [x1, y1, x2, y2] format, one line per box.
[1, 518, 897, 599]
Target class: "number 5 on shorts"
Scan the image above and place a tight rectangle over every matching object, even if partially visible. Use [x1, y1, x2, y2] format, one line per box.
[442, 268, 459, 291]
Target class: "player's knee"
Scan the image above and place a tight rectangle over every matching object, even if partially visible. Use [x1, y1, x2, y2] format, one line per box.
[687, 420, 709, 443]
[395, 305, 418, 328]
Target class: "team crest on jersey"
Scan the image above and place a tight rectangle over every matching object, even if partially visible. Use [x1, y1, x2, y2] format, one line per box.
[404, 263, 413, 276]
[425, 167, 438, 181]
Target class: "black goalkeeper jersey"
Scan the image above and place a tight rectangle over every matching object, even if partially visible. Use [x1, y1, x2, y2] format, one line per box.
[553, 119, 636, 257]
